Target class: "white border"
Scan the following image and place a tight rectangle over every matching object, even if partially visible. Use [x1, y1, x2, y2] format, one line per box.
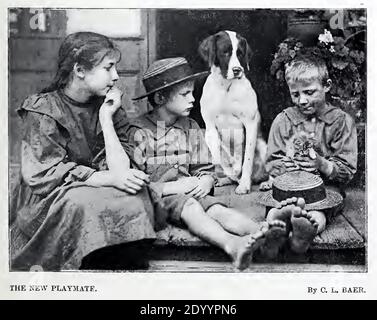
[1, 0, 376, 300]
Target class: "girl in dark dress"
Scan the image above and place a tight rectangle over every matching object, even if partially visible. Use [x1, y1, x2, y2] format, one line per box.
[10, 32, 156, 271]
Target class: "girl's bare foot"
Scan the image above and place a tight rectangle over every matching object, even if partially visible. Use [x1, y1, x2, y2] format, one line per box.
[259, 220, 287, 260]
[289, 207, 319, 254]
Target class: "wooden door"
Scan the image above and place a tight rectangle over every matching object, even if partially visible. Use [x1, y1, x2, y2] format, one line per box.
[9, 8, 155, 171]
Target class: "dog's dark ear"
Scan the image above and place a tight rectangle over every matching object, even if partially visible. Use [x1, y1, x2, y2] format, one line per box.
[239, 36, 252, 71]
[198, 34, 216, 67]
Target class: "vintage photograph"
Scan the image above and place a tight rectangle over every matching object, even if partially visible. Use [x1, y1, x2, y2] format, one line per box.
[8, 8, 366, 273]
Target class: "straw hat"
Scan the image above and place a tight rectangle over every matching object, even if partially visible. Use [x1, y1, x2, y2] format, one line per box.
[133, 57, 209, 100]
[256, 171, 343, 211]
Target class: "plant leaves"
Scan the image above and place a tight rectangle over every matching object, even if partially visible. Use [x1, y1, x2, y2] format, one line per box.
[331, 58, 349, 70]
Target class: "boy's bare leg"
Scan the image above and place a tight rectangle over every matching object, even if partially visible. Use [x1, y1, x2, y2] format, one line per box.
[207, 201, 297, 236]
[206, 204, 288, 261]
[289, 206, 321, 254]
[181, 198, 266, 270]
[206, 205, 261, 236]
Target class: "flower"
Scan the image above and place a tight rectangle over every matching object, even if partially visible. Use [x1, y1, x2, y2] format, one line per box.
[318, 29, 334, 44]
[270, 29, 366, 120]
[270, 29, 365, 101]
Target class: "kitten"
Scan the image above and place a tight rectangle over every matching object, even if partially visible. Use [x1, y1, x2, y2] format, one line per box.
[259, 131, 317, 191]
[286, 131, 316, 159]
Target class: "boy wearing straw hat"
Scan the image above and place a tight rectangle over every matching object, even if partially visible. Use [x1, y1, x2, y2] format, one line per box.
[260, 53, 357, 254]
[124, 57, 293, 270]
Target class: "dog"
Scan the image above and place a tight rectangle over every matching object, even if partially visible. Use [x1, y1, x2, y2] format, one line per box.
[198, 30, 267, 194]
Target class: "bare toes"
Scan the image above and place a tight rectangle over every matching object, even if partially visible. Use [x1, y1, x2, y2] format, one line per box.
[286, 197, 297, 205]
[269, 220, 286, 229]
[259, 181, 272, 191]
[296, 197, 306, 209]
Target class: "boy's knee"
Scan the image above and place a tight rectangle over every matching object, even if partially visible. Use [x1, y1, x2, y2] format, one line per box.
[181, 197, 205, 222]
[206, 204, 226, 216]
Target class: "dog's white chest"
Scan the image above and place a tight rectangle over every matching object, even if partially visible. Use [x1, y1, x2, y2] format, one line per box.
[200, 74, 257, 118]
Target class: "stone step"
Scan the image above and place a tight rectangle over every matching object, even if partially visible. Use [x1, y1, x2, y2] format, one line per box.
[149, 243, 365, 266]
[145, 260, 366, 273]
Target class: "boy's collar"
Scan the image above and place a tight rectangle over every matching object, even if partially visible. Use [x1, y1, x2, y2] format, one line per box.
[285, 103, 340, 125]
[145, 112, 187, 138]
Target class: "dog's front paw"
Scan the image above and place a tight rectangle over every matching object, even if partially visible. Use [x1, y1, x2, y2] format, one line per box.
[235, 183, 251, 195]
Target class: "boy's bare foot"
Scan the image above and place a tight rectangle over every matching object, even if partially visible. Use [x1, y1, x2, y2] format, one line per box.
[259, 180, 272, 191]
[266, 197, 305, 233]
[229, 229, 267, 271]
[259, 220, 287, 260]
[289, 207, 319, 254]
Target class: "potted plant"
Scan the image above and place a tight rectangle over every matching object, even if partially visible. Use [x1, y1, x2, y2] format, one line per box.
[287, 9, 327, 46]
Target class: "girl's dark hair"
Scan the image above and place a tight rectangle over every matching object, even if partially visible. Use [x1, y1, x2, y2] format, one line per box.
[41, 32, 120, 93]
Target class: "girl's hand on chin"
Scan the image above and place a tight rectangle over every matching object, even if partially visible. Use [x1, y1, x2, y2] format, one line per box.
[100, 87, 123, 119]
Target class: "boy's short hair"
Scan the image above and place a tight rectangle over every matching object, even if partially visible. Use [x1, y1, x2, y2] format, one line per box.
[147, 87, 172, 108]
[285, 53, 329, 86]
[147, 79, 194, 108]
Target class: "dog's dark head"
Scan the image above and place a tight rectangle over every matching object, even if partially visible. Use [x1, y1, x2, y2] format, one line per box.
[198, 30, 252, 80]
